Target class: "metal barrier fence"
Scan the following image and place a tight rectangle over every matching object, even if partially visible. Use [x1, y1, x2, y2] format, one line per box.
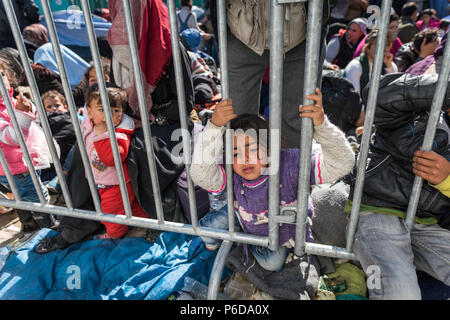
[0, 0, 449, 300]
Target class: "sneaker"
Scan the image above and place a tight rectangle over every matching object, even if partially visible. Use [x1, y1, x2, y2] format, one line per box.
[46, 176, 61, 194]
[205, 243, 220, 251]
[93, 232, 119, 240]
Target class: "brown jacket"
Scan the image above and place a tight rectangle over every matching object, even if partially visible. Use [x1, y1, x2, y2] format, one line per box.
[226, 0, 307, 56]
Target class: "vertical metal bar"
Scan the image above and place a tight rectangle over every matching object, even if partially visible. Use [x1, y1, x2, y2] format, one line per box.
[294, 0, 323, 257]
[120, 0, 165, 224]
[207, 240, 232, 300]
[4, 0, 74, 209]
[0, 146, 20, 201]
[0, 75, 45, 204]
[79, 0, 133, 219]
[267, 0, 284, 251]
[167, 0, 199, 229]
[40, 0, 103, 213]
[346, 0, 393, 251]
[404, 33, 450, 230]
[217, 0, 235, 235]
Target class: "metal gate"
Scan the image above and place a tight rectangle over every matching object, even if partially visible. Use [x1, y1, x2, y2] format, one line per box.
[0, 0, 449, 300]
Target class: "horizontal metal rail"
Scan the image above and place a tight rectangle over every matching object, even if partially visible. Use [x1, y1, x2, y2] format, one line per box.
[1, 1, 445, 290]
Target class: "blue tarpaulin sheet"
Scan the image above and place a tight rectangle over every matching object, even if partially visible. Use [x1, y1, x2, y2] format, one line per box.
[40, 10, 111, 48]
[0, 229, 219, 300]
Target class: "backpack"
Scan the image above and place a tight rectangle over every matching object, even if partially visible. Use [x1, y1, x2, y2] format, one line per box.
[321, 70, 361, 133]
[127, 128, 186, 220]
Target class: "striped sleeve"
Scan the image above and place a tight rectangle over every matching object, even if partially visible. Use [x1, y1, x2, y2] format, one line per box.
[190, 120, 226, 192]
[312, 117, 355, 184]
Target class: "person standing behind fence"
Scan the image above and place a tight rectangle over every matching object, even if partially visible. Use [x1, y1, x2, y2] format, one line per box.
[190, 90, 355, 272]
[222, 0, 332, 148]
[0, 62, 53, 233]
[177, 0, 211, 41]
[82, 83, 149, 240]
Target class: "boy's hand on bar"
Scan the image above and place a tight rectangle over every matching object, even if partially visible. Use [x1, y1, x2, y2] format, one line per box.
[211, 99, 237, 127]
[300, 88, 325, 126]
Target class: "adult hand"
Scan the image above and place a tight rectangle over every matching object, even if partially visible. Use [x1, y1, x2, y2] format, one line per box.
[202, 33, 212, 40]
[299, 88, 325, 126]
[412, 150, 450, 185]
[211, 99, 237, 127]
[384, 52, 393, 68]
[15, 92, 33, 113]
[328, 64, 340, 71]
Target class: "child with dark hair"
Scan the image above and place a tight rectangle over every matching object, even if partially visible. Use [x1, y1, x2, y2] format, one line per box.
[41, 90, 79, 193]
[190, 90, 355, 272]
[81, 83, 148, 239]
[72, 63, 111, 111]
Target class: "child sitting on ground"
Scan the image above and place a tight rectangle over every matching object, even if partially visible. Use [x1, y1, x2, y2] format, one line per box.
[190, 89, 355, 272]
[0, 63, 53, 232]
[81, 83, 148, 239]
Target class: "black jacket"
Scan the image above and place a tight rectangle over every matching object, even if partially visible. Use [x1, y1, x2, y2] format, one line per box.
[0, 0, 40, 49]
[348, 73, 450, 222]
[394, 42, 421, 73]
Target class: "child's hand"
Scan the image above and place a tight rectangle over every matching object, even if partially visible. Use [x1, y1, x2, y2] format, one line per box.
[211, 99, 237, 127]
[299, 88, 325, 126]
[412, 150, 450, 185]
[15, 92, 33, 113]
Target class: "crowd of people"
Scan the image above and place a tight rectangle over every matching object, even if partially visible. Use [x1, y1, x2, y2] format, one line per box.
[0, 0, 449, 300]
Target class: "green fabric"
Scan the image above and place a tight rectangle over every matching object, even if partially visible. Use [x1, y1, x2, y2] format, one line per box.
[336, 294, 368, 300]
[345, 201, 439, 225]
[326, 263, 367, 297]
[358, 53, 387, 93]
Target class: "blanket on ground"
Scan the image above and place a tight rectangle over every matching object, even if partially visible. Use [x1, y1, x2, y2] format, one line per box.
[0, 229, 218, 300]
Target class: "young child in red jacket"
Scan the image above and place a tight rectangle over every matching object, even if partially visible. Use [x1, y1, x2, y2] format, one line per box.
[82, 83, 148, 239]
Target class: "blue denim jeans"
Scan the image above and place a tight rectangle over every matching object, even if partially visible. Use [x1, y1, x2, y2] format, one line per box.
[199, 205, 289, 272]
[352, 212, 450, 300]
[0, 171, 51, 227]
[0, 171, 49, 203]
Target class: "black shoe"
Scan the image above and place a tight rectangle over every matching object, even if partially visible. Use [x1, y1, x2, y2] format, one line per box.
[35, 234, 70, 254]
[32, 213, 56, 229]
[16, 209, 40, 233]
[20, 221, 40, 233]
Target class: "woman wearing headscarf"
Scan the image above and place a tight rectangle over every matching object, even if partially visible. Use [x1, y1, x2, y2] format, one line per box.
[21, 23, 49, 60]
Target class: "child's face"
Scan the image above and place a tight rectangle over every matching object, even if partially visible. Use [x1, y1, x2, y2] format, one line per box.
[233, 133, 268, 181]
[0, 68, 11, 99]
[87, 98, 123, 128]
[43, 96, 67, 113]
[88, 68, 110, 86]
